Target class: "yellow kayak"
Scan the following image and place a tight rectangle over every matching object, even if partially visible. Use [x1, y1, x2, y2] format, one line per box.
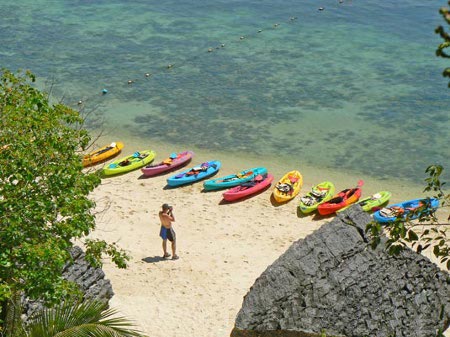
[273, 170, 303, 203]
[82, 141, 124, 167]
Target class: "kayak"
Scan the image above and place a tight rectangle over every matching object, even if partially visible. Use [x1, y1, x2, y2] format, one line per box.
[298, 181, 335, 214]
[203, 167, 268, 191]
[102, 150, 156, 176]
[222, 173, 274, 202]
[272, 170, 303, 203]
[372, 197, 439, 223]
[337, 190, 392, 213]
[166, 160, 221, 187]
[141, 150, 194, 177]
[82, 141, 124, 167]
[317, 180, 364, 215]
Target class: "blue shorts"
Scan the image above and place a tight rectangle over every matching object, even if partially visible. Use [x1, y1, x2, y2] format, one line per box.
[160, 226, 176, 242]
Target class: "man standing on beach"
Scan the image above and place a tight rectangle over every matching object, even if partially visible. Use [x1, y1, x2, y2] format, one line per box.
[159, 203, 178, 260]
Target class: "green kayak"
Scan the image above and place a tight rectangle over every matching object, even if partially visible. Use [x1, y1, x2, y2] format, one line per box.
[102, 149, 156, 176]
[298, 181, 335, 214]
[337, 190, 392, 213]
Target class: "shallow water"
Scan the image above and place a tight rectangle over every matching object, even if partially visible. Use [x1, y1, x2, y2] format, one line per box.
[2, 0, 449, 186]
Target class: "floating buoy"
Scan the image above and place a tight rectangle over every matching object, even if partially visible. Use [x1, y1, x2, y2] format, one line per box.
[145, 73, 151, 77]
[167, 64, 173, 69]
[273, 23, 279, 28]
[208, 48, 213, 52]
[102, 89, 108, 95]
[240, 36, 245, 40]
[127, 80, 134, 85]
[318, 7, 325, 11]
[258, 29, 263, 33]
[221, 43, 225, 47]
[77, 100, 83, 105]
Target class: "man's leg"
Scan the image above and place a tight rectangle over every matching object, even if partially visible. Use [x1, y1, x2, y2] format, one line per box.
[162, 239, 170, 257]
[171, 240, 177, 259]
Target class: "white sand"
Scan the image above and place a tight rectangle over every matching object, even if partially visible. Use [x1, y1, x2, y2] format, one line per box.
[88, 150, 449, 337]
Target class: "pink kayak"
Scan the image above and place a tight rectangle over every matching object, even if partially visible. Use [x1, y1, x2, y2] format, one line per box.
[222, 173, 274, 202]
[141, 151, 194, 177]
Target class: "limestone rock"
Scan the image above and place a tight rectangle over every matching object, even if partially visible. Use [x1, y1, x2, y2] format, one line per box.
[22, 246, 114, 320]
[231, 207, 450, 337]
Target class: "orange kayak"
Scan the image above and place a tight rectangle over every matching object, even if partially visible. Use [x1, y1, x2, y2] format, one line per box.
[317, 180, 364, 215]
[82, 141, 124, 167]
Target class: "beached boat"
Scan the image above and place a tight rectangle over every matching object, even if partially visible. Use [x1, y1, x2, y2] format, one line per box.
[372, 197, 439, 223]
[102, 150, 156, 176]
[317, 180, 364, 215]
[337, 190, 392, 213]
[141, 150, 194, 177]
[298, 181, 335, 214]
[272, 170, 303, 203]
[203, 167, 268, 191]
[166, 160, 221, 187]
[222, 173, 274, 202]
[82, 141, 124, 167]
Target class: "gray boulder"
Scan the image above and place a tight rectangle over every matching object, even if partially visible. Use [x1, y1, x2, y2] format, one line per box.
[231, 207, 450, 337]
[22, 246, 114, 320]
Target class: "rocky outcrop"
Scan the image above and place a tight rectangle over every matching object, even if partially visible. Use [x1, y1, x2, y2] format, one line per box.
[22, 246, 114, 320]
[231, 207, 450, 337]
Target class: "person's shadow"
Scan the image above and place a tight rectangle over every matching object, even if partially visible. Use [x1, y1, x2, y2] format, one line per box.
[142, 256, 167, 263]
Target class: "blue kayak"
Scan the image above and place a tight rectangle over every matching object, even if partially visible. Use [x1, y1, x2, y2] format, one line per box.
[372, 197, 439, 223]
[166, 160, 221, 187]
[203, 167, 268, 191]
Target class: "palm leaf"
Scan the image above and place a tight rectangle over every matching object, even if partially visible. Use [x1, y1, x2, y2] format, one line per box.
[26, 300, 146, 337]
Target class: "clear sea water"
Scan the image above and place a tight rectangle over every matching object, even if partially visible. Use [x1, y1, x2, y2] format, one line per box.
[2, 0, 449, 188]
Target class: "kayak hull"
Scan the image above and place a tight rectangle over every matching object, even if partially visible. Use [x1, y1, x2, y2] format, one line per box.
[298, 181, 336, 214]
[223, 173, 274, 201]
[273, 170, 303, 203]
[317, 181, 364, 215]
[372, 197, 439, 223]
[166, 160, 221, 187]
[141, 151, 194, 177]
[338, 191, 392, 213]
[102, 150, 156, 176]
[82, 141, 124, 167]
[203, 167, 268, 191]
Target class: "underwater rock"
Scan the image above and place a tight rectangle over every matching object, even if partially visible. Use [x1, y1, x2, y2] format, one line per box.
[231, 207, 450, 337]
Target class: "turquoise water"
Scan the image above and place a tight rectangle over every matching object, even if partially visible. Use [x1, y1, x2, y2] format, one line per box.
[2, 0, 449, 183]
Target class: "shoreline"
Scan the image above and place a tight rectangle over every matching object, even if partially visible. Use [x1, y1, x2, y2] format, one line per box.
[87, 135, 448, 337]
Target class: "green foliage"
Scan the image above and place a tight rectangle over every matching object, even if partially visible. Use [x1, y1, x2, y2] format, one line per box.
[0, 69, 130, 329]
[366, 165, 449, 269]
[435, 1, 450, 87]
[25, 299, 147, 337]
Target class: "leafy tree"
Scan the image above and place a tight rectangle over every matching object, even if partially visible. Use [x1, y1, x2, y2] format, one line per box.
[25, 299, 146, 337]
[436, 1, 450, 87]
[0, 69, 130, 334]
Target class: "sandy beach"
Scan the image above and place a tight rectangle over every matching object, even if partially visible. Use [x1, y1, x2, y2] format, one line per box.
[87, 146, 449, 337]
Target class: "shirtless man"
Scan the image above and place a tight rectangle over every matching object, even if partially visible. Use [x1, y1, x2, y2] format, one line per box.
[159, 203, 178, 260]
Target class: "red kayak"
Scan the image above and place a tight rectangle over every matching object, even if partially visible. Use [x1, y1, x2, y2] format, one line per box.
[222, 173, 274, 202]
[141, 151, 194, 177]
[317, 180, 364, 215]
